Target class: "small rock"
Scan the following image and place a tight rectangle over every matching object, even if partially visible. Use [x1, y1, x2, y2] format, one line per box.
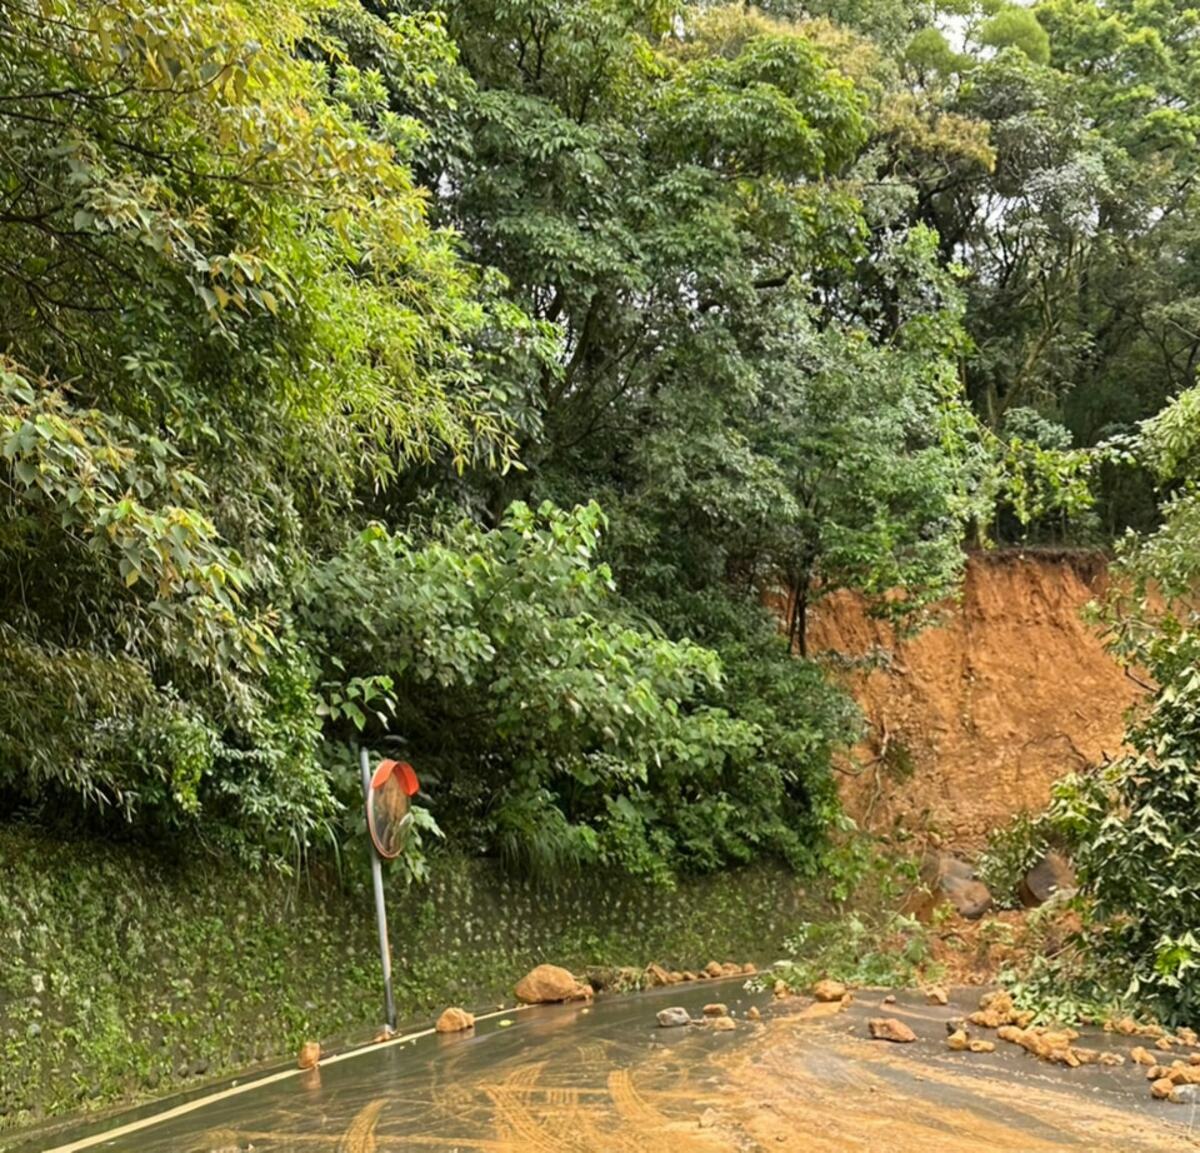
[947, 1029, 969, 1052]
[721, 962, 741, 977]
[1170, 1084, 1200, 1105]
[1098, 1052, 1125, 1066]
[1190, 1054, 1200, 1066]
[926, 986, 949, 1006]
[813, 980, 846, 1003]
[515, 964, 591, 1004]
[657, 1007, 692, 1029]
[747, 1006, 761, 1021]
[946, 1017, 968, 1036]
[373, 1027, 393, 1044]
[1156, 1037, 1175, 1051]
[869, 1018, 917, 1044]
[773, 979, 789, 998]
[435, 1007, 475, 1034]
[645, 963, 672, 987]
[704, 961, 724, 978]
[1132, 1046, 1157, 1066]
[297, 1042, 320, 1070]
[882, 994, 896, 1005]
[712, 1017, 736, 1032]
[703, 1003, 729, 1018]
[1151, 1077, 1175, 1100]
[742, 963, 757, 975]
[1178, 1027, 1199, 1047]
[668, 971, 684, 984]
[969, 1040, 996, 1054]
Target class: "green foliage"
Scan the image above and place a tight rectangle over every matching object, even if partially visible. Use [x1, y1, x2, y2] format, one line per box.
[980, 8, 1052, 65]
[977, 811, 1053, 910]
[770, 910, 937, 990]
[1045, 383, 1200, 1023]
[303, 500, 842, 880]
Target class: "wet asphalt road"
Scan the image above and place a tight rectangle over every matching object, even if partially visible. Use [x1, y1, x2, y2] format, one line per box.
[8, 980, 1200, 1152]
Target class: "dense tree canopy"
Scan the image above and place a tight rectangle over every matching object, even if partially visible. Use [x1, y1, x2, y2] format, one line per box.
[1, 0, 1196, 894]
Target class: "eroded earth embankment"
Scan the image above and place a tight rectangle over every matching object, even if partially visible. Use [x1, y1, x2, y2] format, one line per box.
[809, 551, 1140, 848]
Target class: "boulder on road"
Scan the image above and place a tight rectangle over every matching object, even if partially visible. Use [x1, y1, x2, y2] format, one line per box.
[869, 1018, 917, 1043]
[515, 964, 592, 1004]
[657, 1006, 691, 1028]
[813, 979, 847, 1003]
[435, 1007, 475, 1033]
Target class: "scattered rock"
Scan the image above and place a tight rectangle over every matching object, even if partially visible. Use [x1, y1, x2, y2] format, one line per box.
[1019, 850, 1077, 908]
[773, 979, 789, 998]
[1156, 1036, 1175, 1051]
[946, 1017, 968, 1036]
[657, 1007, 692, 1029]
[712, 1016, 736, 1032]
[1179, 1027, 1199, 1047]
[372, 1026, 393, 1044]
[995, 1025, 1092, 1067]
[742, 963, 757, 975]
[869, 1018, 917, 1044]
[1098, 1052, 1125, 1066]
[681, 972, 698, 982]
[1190, 1054, 1200, 1067]
[703, 1003, 729, 1018]
[515, 964, 591, 1004]
[969, 1040, 996, 1054]
[297, 1042, 320, 1070]
[1132, 1046, 1157, 1066]
[926, 986, 949, 1006]
[586, 966, 640, 993]
[883, 994, 896, 1005]
[645, 963, 672, 988]
[668, 971, 684, 984]
[1152, 1077, 1175, 1100]
[435, 1007, 475, 1034]
[747, 1006, 761, 1021]
[1170, 1084, 1200, 1105]
[813, 979, 847, 1003]
[947, 1029, 970, 1052]
[721, 962, 741, 977]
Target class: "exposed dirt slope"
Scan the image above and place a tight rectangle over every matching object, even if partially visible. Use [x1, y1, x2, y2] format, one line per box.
[808, 552, 1143, 848]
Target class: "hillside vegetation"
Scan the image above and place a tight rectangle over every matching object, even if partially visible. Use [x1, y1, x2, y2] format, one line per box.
[2, 0, 1199, 1017]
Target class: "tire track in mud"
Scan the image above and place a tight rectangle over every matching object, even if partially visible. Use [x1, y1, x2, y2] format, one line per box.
[337, 1099, 386, 1153]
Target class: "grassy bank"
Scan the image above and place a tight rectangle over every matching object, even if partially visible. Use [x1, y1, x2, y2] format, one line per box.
[0, 825, 810, 1130]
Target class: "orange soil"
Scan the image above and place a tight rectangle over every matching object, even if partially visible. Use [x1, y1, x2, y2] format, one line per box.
[807, 551, 1143, 849]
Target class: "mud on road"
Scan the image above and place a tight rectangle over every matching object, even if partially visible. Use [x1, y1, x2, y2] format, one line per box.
[15, 981, 1200, 1153]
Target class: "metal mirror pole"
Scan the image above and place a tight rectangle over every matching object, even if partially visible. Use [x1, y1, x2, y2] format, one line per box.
[360, 746, 397, 1031]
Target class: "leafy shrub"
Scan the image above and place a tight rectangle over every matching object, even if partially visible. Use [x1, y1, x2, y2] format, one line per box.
[977, 810, 1052, 910]
[304, 500, 839, 880]
[1041, 386, 1200, 1023]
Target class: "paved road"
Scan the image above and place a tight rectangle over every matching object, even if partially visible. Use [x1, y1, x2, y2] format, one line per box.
[10, 981, 1200, 1152]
